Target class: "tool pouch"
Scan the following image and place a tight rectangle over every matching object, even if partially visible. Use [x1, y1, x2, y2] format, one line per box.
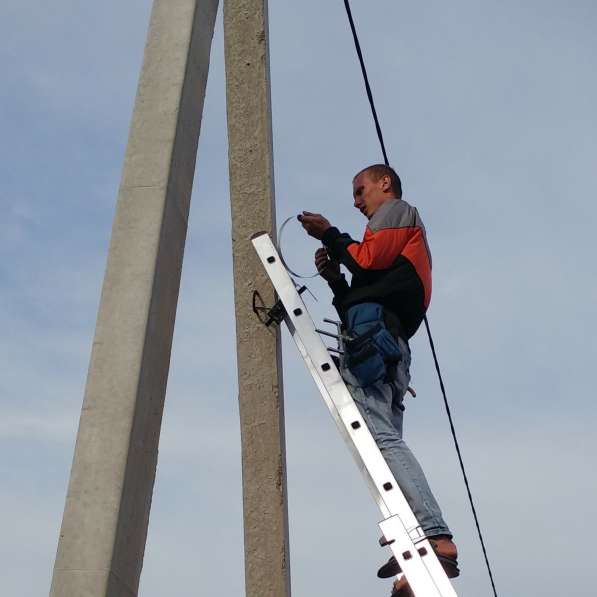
[344, 303, 402, 387]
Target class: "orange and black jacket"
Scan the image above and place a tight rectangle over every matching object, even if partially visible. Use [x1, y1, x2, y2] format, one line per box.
[322, 198, 432, 341]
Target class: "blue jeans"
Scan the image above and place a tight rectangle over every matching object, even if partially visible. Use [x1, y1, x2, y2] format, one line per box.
[341, 338, 451, 538]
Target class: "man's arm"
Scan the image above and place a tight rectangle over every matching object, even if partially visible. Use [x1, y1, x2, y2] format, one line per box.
[322, 225, 413, 276]
[299, 210, 406, 277]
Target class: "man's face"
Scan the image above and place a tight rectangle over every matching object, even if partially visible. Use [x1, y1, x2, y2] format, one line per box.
[352, 171, 392, 219]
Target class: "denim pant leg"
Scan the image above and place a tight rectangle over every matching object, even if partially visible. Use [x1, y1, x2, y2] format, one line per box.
[342, 344, 451, 538]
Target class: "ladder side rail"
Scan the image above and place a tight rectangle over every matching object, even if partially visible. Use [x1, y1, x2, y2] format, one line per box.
[285, 315, 391, 518]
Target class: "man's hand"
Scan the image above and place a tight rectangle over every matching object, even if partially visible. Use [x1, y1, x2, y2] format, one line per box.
[298, 211, 331, 240]
[314, 247, 341, 282]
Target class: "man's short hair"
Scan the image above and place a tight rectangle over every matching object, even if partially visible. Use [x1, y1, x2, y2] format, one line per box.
[355, 164, 402, 198]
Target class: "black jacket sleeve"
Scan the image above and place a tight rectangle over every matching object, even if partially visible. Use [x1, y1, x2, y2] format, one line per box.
[322, 226, 368, 276]
[326, 274, 349, 321]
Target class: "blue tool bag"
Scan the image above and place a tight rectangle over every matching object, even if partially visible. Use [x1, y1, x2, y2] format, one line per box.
[344, 303, 402, 387]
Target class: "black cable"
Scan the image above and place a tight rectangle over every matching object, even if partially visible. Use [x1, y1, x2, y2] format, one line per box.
[341, 2, 499, 595]
[343, 0, 390, 167]
[423, 317, 499, 596]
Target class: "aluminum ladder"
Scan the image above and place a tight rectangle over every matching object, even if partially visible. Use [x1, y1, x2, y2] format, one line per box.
[252, 233, 458, 596]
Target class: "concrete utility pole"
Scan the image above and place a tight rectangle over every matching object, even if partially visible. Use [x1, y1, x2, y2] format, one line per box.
[224, 1, 292, 597]
[50, 1, 219, 595]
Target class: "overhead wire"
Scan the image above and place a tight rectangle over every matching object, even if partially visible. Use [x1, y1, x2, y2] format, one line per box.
[341, 2, 499, 596]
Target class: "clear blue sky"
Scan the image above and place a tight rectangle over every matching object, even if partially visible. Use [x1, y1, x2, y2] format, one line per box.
[1, 1, 596, 596]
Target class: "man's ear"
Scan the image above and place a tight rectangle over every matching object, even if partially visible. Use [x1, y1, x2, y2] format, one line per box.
[381, 175, 391, 192]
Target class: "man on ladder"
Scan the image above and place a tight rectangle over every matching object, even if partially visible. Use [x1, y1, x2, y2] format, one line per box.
[299, 164, 459, 596]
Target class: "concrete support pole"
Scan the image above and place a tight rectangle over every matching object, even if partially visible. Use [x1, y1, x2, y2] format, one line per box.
[224, 2, 291, 597]
[50, 1, 219, 595]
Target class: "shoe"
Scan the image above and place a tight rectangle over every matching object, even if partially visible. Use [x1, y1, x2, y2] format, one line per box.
[390, 576, 414, 597]
[378, 536, 460, 579]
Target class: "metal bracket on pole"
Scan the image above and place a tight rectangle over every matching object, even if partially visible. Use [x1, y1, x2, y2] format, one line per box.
[252, 232, 458, 597]
[252, 285, 309, 328]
